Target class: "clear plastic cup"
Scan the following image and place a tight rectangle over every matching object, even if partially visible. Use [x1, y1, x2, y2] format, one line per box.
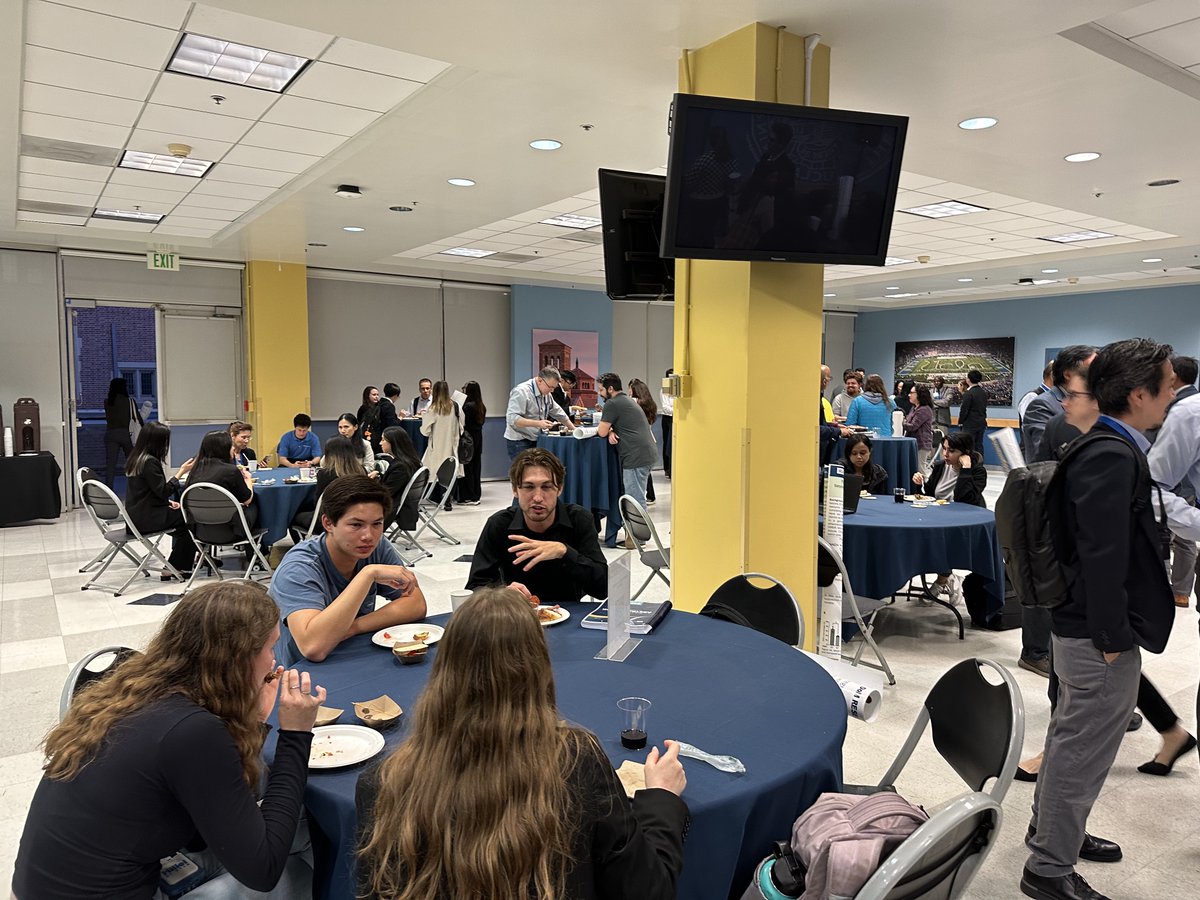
[618, 697, 651, 750]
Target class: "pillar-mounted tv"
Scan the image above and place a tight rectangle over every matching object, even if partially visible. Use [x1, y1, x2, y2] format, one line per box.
[660, 93, 908, 266]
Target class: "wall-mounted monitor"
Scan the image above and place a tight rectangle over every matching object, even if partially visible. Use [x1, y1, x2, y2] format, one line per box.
[598, 168, 674, 301]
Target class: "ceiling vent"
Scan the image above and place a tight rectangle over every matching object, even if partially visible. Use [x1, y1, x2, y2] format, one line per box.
[20, 135, 120, 166]
[490, 252, 541, 263]
[18, 199, 96, 217]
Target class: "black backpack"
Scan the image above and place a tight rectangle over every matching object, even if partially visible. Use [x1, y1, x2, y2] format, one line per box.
[995, 430, 1162, 609]
[453, 402, 475, 465]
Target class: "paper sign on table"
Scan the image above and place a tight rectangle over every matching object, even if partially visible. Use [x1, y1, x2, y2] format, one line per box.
[595, 552, 641, 661]
[819, 464, 845, 661]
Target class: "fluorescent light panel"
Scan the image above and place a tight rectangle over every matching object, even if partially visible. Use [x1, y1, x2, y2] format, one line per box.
[888, 292, 920, 299]
[540, 214, 602, 229]
[92, 208, 164, 223]
[1039, 230, 1115, 243]
[901, 200, 989, 218]
[885, 257, 915, 265]
[440, 247, 496, 258]
[167, 34, 309, 93]
[120, 150, 213, 178]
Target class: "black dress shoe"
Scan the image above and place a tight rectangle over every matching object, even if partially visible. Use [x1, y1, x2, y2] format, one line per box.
[1020, 866, 1110, 900]
[1026, 827, 1122, 863]
[1137, 732, 1197, 776]
[1127, 712, 1143, 732]
[1014, 765, 1038, 782]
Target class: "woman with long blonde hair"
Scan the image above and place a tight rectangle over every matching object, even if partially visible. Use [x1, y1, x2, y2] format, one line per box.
[13, 581, 326, 899]
[419, 380, 464, 510]
[357, 588, 688, 900]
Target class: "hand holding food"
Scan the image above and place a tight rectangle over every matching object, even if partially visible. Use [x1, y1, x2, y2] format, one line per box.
[258, 664, 284, 722]
[277, 669, 327, 732]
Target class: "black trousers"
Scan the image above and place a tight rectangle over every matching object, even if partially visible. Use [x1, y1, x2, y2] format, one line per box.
[661, 414, 672, 477]
[104, 427, 132, 486]
[457, 430, 483, 502]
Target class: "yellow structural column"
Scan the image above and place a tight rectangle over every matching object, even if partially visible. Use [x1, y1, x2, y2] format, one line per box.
[244, 261, 311, 459]
[670, 24, 830, 651]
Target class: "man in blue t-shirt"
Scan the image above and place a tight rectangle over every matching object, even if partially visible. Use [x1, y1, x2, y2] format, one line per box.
[277, 413, 322, 467]
[268, 475, 427, 665]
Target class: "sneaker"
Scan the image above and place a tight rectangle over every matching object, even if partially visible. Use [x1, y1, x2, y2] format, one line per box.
[1019, 656, 1052, 678]
[947, 574, 964, 606]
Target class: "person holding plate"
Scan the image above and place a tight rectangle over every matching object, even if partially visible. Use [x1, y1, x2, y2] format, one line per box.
[269, 476, 427, 665]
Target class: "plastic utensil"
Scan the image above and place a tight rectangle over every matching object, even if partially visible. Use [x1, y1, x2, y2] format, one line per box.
[676, 741, 746, 773]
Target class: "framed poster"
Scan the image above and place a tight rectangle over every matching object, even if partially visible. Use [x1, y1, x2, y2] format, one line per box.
[532, 329, 600, 407]
[894, 336, 1016, 406]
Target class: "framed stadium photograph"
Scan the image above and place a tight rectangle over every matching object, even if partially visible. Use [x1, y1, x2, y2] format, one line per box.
[894, 337, 1015, 406]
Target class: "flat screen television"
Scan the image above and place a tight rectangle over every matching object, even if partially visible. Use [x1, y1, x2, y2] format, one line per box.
[660, 93, 908, 266]
[598, 168, 674, 300]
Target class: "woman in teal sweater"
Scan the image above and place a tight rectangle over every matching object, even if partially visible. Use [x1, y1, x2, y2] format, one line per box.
[845, 374, 895, 435]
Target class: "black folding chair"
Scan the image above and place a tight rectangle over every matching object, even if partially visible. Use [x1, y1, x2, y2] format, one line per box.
[700, 572, 804, 647]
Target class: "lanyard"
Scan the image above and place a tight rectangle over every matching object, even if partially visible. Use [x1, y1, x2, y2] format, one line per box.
[529, 380, 549, 418]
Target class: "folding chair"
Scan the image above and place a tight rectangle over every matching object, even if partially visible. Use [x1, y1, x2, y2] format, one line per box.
[76, 467, 141, 573]
[287, 491, 324, 546]
[78, 479, 185, 596]
[700, 572, 804, 648]
[618, 494, 670, 600]
[413, 457, 461, 546]
[59, 646, 139, 721]
[817, 535, 895, 685]
[180, 483, 271, 591]
[387, 466, 432, 564]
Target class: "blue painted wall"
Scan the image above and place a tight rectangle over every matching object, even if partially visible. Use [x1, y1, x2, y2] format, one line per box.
[510, 284, 613, 384]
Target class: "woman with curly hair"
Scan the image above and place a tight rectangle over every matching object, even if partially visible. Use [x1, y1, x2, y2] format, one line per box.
[13, 581, 326, 899]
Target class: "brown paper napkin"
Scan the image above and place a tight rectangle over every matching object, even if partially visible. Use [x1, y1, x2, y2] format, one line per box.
[615, 761, 645, 798]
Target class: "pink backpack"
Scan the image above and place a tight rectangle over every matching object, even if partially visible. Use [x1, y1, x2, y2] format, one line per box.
[791, 791, 929, 900]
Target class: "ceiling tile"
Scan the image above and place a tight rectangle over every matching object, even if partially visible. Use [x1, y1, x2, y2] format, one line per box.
[17, 212, 88, 226]
[100, 184, 190, 206]
[19, 186, 102, 206]
[204, 163, 294, 188]
[19, 155, 112, 182]
[19, 172, 109, 195]
[48, 0, 192, 30]
[175, 193, 257, 212]
[164, 215, 235, 230]
[189, 180, 276, 201]
[86, 218, 157, 231]
[109, 167, 201, 192]
[167, 205, 242, 221]
[26, 0, 178, 69]
[289, 62, 422, 112]
[22, 111, 131, 148]
[1131, 17, 1200, 67]
[23, 45, 160, 98]
[154, 224, 218, 237]
[182, 5, 334, 59]
[126, 129, 233, 164]
[23, 82, 144, 128]
[138, 104, 254, 143]
[239, 121, 344, 156]
[148, 73, 280, 121]
[260, 95, 378, 136]
[219, 144, 320, 174]
[320, 38, 450, 83]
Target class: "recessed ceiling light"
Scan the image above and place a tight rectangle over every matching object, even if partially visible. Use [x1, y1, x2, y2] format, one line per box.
[1147, 178, 1180, 187]
[306, 242, 327, 247]
[529, 139, 563, 151]
[886, 286, 900, 290]
[823, 293, 836, 298]
[540, 214, 603, 229]
[343, 226, 365, 232]
[957, 277, 973, 283]
[1063, 152, 1101, 163]
[958, 116, 997, 130]
[334, 184, 362, 199]
[92, 208, 164, 223]
[119, 150, 213, 178]
[1041, 268, 1059, 274]
[902, 200, 989, 218]
[1142, 257, 1163, 263]
[440, 247, 496, 258]
[1031, 279, 1057, 285]
[888, 292, 920, 299]
[1040, 230, 1114, 244]
[447, 178, 476, 187]
[884, 257, 914, 266]
[167, 33, 310, 93]
[388, 205, 414, 213]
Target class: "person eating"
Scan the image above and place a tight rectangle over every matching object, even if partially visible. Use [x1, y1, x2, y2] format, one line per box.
[838, 433, 890, 495]
[277, 414, 322, 468]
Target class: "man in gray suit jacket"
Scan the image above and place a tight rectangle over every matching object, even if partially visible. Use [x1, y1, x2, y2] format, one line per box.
[1021, 345, 1097, 462]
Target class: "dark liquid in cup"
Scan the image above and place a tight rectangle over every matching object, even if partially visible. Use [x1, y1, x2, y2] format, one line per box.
[621, 729, 647, 750]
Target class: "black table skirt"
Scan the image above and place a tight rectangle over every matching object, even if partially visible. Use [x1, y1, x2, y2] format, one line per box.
[0, 452, 62, 524]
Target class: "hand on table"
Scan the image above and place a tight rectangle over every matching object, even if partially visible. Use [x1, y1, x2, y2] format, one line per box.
[535, 419, 554, 429]
[644, 740, 686, 796]
[276, 669, 327, 731]
[369, 564, 416, 595]
[509, 535, 567, 571]
[838, 426, 853, 437]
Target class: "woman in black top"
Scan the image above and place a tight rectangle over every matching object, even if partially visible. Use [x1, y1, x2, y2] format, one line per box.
[912, 431, 987, 507]
[102, 377, 139, 486]
[187, 430, 260, 542]
[357, 587, 688, 900]
[455, 380, 486, 504]
[357, 385, 383, 453]
[379, 426, 424, 530]
[123, 422, 197, 578]
[838, 433, 890, 495]
[13, 581, 326, 900]
[290, 437, 370, 536]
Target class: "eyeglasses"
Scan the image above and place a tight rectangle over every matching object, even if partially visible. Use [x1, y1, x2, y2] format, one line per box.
[1063, 390, 1092, 400]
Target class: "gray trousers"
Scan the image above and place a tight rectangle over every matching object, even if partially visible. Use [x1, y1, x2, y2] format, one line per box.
[1170, 533, 1197, 596]
[1027, 635, 1141, 877]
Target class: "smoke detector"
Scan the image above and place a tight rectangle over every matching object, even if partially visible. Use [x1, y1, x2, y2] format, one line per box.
[335, 184, 363, 199]
[166, 143, 192, 158]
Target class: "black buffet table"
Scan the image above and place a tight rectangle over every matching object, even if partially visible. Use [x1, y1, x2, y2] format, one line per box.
[0, 452, 62, 524]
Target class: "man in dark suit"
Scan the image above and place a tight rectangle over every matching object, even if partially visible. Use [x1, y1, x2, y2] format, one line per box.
[1022, 346, 1097, 462]
[379, 383, 403, 432]
[956, 368, 988, 456]
[1022, 338, 1177, 900]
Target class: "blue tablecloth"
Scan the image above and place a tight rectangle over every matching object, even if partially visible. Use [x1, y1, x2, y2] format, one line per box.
[399, 418, 428, 456]
[269, 611, 845, 900]
[537, 433, 623, 544]
[836, 499, 1004, 611]
[252, 472, 317, 544]
[832, 435, 920, 494]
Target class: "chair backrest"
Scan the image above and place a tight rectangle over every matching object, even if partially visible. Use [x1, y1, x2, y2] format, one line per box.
[59, 646, 140, 721]
[304, 491, 324, 540]
[700, 572, 804, 647]
[618, 494, 668, 557]
[180, 483, 254, 545]
[80, 475, 123, 523]
[395, 466, 430, 525]
[434, 456, 457, 489]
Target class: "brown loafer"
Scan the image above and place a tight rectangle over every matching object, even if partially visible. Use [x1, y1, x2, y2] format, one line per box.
[1175, 593, 1190, 608]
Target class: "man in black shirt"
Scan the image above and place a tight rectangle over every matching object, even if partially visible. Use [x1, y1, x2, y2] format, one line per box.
[467, 448, 608, 603]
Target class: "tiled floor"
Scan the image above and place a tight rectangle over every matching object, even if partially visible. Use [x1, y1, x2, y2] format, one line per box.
[2, 473, 1198, 897]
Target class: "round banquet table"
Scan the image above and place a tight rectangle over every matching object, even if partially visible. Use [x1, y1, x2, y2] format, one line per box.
[833, 498, 1004, 615]
[831, 434, 920, 494]
[250, 471, 317, 544]
[268, 610, 846, 900]
[398, 417, 428, 456]
[536, 433, 623, 545]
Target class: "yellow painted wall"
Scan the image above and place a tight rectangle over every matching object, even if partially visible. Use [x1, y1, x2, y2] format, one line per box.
[244, 261, 311, 458]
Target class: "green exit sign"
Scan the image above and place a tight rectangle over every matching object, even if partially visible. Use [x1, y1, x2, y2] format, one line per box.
[148, 251, 180, 271]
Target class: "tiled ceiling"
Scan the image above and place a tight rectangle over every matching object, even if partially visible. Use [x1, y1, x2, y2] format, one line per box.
[16, 0, 450, 237]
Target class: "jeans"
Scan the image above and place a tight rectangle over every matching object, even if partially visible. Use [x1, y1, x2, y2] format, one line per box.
[506, 438, 536, 461]
[622, 465, 651, 508]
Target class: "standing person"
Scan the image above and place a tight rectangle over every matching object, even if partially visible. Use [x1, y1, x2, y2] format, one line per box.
[1021, 338, 1177, 900]
[903, 384, 935, 470]
[660, 368, 675, 478]
[378, 383, 403, 433]
[551, 369, 578, 421]
[409, 378, 434, 417]
[456, 381, 486, 505]
[845, 374, 895, 435]
[229, 421, 257, 468]
[103, 376, 140, 486]
[420, 380, 464, 511]
[357, 386, 383, 453]
[1018, 362, 1055, 422]
[832, 372, 861, 421]
[356, 588, 687, 900]
[277, 415, 322, 468]
[628, 378, 659, 504]
[893, 379, 914, 415]
[337, 413, 376, 472]
[819, 365, 835, 423]
[596, 373, 657, 547]
[956, 369, 988, 456]
[123, 421, 197, 580]
[930, 375, 953, 432]
[12, 581, 326, 900]
[503, 367, 572, 461]
[1022, 346, 1098, 462]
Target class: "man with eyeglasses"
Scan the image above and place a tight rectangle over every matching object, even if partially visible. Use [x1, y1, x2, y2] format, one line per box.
[467, 448, 607, 603]
[503, 366, 573, 461]
[1022, 345, 1098, 463]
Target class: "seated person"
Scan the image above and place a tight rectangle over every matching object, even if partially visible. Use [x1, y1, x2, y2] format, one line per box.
[356, 588, 688, 900]
[838, 433, 890, 495]
[229, 420, 259, 468]
[337, 412, 376, 471]
[124, 421, 197, 579]
[467, 448, 607, 603]
[278, 414, 322, 468]
[13, 581, 324, 900]
[187, 429, 260, 533]
[269, 476, 427, 664]
[291, 436, 373, 534]
[912, 431, 988, 507]
[378, 426, 424, 531]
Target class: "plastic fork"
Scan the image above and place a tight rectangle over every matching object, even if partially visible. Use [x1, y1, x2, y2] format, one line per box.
[676, 741, 746, 773]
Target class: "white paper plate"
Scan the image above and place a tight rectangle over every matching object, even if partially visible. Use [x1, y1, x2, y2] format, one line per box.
[535, 605, 571, 627]
[308, 725, 385, 769]
[371, 623, 444, 647]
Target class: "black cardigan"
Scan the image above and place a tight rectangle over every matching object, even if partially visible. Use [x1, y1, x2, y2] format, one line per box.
[124, 457, 181, 535]
[922, 454, 987, 507]
[839, 459, 890, 495]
